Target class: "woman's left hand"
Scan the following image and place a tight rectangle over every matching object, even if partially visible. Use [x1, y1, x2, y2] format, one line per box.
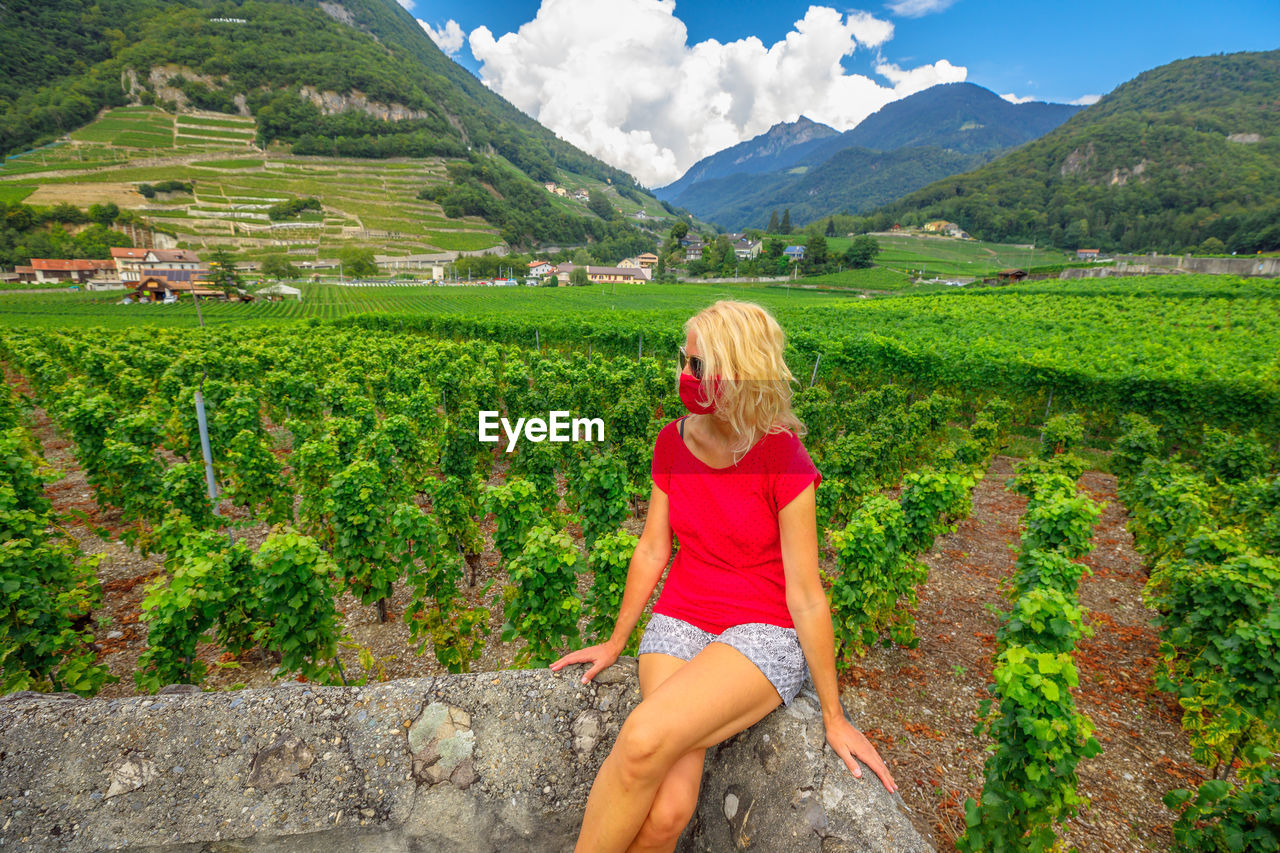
[825, 715, 898, 793]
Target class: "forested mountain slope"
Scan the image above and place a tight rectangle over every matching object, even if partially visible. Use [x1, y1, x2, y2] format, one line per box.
[876, 50, 1280, 252]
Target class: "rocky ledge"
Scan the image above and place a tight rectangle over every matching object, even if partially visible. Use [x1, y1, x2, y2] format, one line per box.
[0, 660, 929, 852]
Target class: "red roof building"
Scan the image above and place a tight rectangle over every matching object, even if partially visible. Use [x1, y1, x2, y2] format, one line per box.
[29, 259, 117, 283]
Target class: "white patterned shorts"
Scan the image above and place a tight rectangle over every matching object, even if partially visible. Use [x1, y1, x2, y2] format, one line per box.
[638, 613, 811, 705]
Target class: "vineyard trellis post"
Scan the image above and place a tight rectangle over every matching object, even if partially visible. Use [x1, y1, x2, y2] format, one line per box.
[193, 388, 220, 511]
[810, 354, 822, 388]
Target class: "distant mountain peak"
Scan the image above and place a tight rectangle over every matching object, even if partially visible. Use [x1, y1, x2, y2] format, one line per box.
[654, 116, 837, 197]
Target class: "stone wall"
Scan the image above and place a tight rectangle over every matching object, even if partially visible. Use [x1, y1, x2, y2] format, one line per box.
[1112, 255, 1280, 277]
[0, 661, 929, 852]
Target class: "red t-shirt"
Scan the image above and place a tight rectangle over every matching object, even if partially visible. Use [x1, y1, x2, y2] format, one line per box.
[649, 416, 822, 634]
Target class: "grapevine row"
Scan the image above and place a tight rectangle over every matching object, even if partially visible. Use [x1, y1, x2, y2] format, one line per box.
[1112, 415, 1279, 851]
[958, 421, 1103, 853]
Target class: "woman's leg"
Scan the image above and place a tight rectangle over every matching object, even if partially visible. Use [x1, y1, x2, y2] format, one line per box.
[627, 654, 707, 853]
[574, 643, 782, 853]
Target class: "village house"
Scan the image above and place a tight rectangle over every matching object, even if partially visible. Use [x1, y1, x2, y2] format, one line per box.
[733, 238, 762, 261]
[111, 247, 150, 282]
[617, 258, 654, 280]
[1076, 249, 1101, 260]
[923, 220, 969, 239]
[635, 253, 659, 269]
[783, 245, 806, 262]
[553, 263, 648, 285]
[141, 249, 203, 270]
[29, 259, 117, 284]
[528, 260, 555, 277]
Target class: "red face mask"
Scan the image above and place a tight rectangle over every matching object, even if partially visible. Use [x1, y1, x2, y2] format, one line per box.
[679, 373, 721, 414]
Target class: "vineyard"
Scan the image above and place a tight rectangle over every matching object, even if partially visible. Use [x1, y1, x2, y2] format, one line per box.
[1, 276, 1277, 850]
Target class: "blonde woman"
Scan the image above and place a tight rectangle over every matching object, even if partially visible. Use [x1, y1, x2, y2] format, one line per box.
[551, 300, 897, 852]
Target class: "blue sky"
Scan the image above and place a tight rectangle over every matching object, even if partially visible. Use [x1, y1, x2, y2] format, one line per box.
[402, 0, 1280, 186]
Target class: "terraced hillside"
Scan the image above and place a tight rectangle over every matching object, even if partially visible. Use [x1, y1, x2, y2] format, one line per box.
[2, 106, 514, 259]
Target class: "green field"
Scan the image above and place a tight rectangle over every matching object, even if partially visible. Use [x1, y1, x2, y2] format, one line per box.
[175, 117, 256, 130]
[0, 184, 36, 204]
[870, 234, 1071, 277]
[759, 232, 1072, 278]
[798, 266, 930, 292]
[176, 127, 257, 141]
[0, 282, 850, 330]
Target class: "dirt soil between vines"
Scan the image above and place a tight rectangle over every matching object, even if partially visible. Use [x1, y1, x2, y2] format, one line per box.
[14, 372, 1196, 851]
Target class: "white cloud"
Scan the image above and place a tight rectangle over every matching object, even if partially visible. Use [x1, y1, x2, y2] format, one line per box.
[1000, 93, 1037, 104]
[885, 0, 958, 17]
[469, 2, 967, 187]
[1070, 94, 1102, 106]
[420, 18, 465, 56]
[397, 0, 414, 10]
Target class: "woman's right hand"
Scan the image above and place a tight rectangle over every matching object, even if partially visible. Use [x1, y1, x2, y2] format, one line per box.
[550, 641, 621, 684]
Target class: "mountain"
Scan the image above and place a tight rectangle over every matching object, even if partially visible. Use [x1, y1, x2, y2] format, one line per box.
[657, 82, 1080, 230]
[669, 146, 982, 234]
[802, 83, 1081, 162]
[0, 0, 668, 254]
[653, 116, 838, 201]
[0, 0, 636, 187]
[877, 50, 1280, 253]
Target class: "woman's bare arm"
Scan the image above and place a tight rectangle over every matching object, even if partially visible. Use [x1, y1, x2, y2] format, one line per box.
[780, 483, 898, 793]
[550, 484, 672, 682]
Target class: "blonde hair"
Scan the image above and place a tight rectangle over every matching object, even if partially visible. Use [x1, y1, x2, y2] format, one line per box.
[683, 300, 806, 460]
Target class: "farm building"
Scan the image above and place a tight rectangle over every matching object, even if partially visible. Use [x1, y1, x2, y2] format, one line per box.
[132, 276, 222, 301]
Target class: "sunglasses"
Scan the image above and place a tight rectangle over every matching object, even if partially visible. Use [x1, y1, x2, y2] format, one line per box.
[678, 345, 704, 380]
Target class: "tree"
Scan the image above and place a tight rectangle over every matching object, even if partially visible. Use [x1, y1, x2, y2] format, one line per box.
[337, 247, 378, 278]
[206, 247, 243, 295]
[842, 235, 880, 269]
[767, 210, 780, 233]
[542, 273, 560, 287]
[780, 209, 792, 235]
[587, 189, 614, 221]
[261, 256, 301, 280]
[764, 238, 785, 260]
[803, 234, 829, 273]
[669, 220, 689, 241]
[569, 266, 590, 287]
[825, 217, 836, 237]
[87, 203, 119, 226]
[572, 248, 592, 266]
